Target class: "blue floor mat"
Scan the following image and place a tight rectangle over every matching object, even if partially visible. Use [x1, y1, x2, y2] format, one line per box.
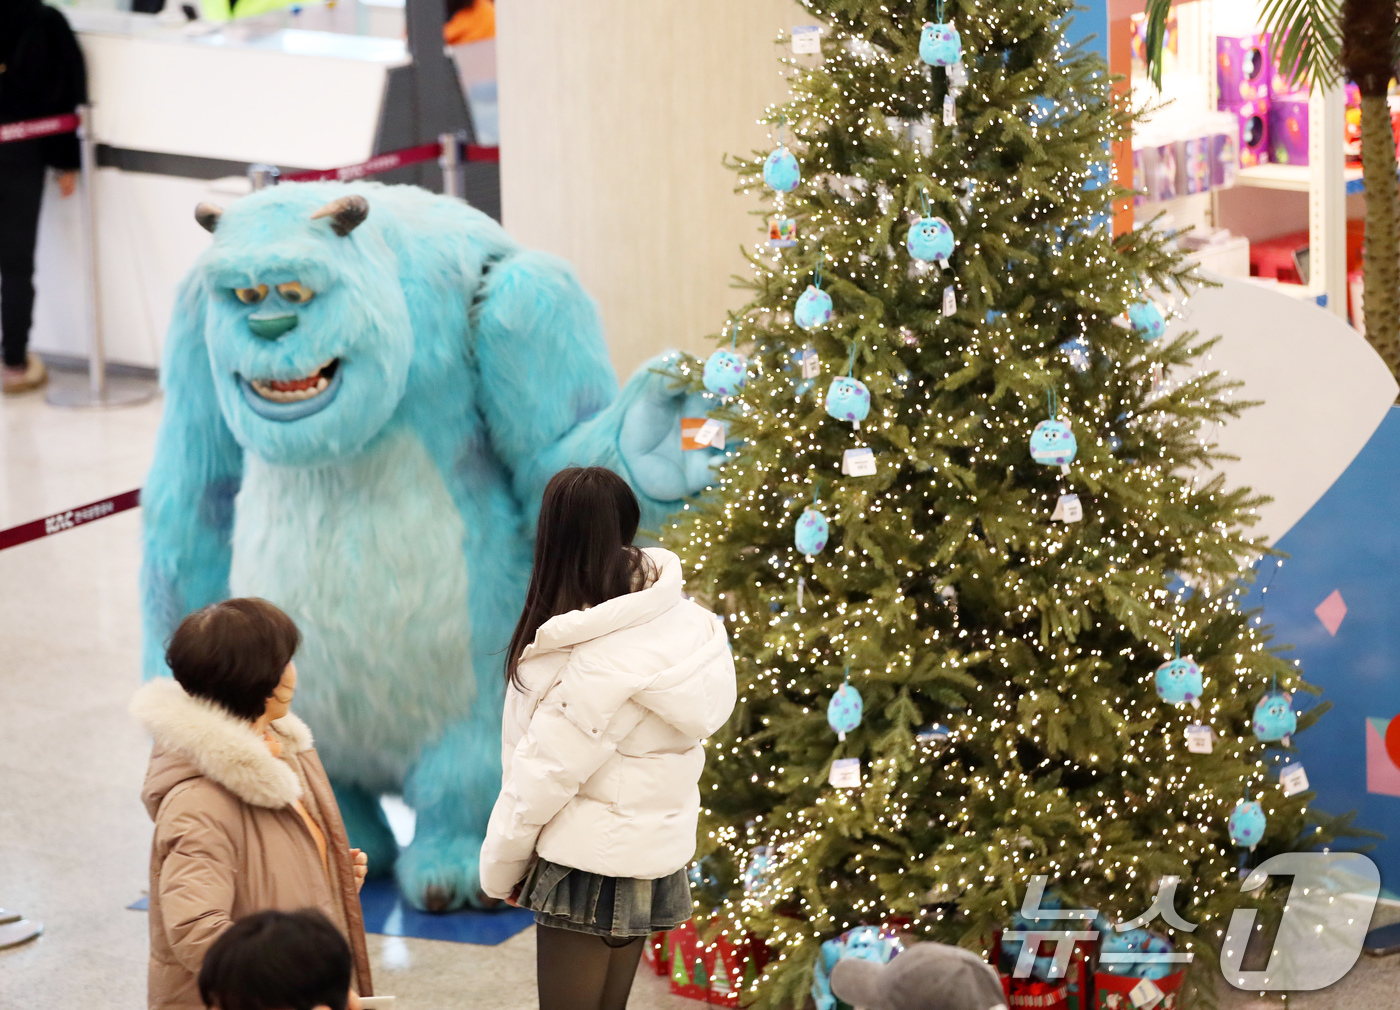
[355, 879, 535, 945]
[129, 881, 534, 946]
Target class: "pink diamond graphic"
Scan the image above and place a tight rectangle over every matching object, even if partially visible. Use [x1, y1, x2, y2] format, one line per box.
[1315, 590, 1347, 636]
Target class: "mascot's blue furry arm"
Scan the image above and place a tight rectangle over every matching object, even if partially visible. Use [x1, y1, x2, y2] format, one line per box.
[472, 247, 713, 529]
[140, 273, 244, 655]
[139, 182, 715, 910]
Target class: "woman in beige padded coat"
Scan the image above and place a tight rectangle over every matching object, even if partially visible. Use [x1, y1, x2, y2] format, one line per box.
[130, 598, 372, 1010]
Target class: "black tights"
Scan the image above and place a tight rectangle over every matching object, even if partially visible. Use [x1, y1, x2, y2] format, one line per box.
[536, 923, 645, 1010]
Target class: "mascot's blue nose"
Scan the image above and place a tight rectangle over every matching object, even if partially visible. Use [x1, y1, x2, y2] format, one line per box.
[248, 312, 299, 340]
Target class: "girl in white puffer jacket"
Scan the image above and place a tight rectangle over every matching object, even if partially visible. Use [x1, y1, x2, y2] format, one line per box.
[479, 466, 737, 1010]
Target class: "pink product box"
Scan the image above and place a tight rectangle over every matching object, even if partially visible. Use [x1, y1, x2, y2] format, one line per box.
[1232, 100, 1270, 168]
[1133, 148, 1147, 206]
[1269, 94, 1309, 165]
[1218, 34, 1272, 107]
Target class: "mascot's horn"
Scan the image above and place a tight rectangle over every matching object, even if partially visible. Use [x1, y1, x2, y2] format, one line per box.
[195, 202, 223, 234]
[311, 195, 370, 237]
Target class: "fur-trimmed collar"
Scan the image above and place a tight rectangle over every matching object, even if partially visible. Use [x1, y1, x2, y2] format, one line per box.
[131, 679, 313, 809]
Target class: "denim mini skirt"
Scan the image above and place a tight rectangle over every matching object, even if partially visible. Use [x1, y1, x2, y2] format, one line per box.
[520, 857, 693, 938]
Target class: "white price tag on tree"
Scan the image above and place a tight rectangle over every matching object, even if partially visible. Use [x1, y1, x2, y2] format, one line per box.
[942, 285, 957, 317]
[1050, 493, 1083, 523]
[943, 93, 956, 126]
[842, 448, 877, 476]
[1185, 724, 1214, 754]
[1128, 978, 1164, 1009]
[1280, 762, 1310, 796]
[800, 348, 820, 379]
[791, 25, 822, 54]
[829, 758, 861, 788]
[694, 418, 725, 449]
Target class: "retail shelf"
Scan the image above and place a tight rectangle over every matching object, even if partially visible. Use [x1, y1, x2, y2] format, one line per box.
[1236, 163, 1364, 193]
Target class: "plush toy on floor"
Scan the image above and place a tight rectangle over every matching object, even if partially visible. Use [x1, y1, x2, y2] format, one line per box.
[139, 182, 717, 911]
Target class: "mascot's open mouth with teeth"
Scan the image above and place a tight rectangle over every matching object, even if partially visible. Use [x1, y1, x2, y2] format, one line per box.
[238, 358, 344, 421]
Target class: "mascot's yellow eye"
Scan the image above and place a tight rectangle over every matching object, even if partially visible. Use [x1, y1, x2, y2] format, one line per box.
[277, 281, 315, 304]
[234, 285, 268, 305]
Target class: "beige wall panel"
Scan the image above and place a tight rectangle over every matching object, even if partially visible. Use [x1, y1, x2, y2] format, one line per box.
[496, 0, 805, 378]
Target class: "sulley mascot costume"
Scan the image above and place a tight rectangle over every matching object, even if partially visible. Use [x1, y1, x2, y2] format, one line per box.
[140, 182, 716, 910]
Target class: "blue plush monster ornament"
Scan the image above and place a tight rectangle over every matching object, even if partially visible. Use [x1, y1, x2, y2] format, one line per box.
[1029, 419, 1076, 467]
[1127, 300, 1167, 341]
[1003, 892, 1070, 981]
[827, 681, 863, 740]
[1097, 923, 1151, 978]
[795, 507, 829, 556]
[906, 216, 955, 262]
[825, 376, 871, 425]
[919, 22, 962, 67]
[763, 146, 801, 193]
[703, 348, 746, 396]
[795, 284, 834, 330]
[1253, 690, 1297, 745]
[1230, 798, 1267, 849]
[812, 926, 903, 1010]
[140, 184, 719, 911]
[1155, 655, 1204, 707]
[1060, 336, 1091, 373]
[743, 845, 775, 898]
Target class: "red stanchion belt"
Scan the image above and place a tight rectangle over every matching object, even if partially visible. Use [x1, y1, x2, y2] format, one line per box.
[282, 142, 445, 183]
[281, 141, 500, 183]
[0, 112, 80, 145]
[0, 489, 141, 552]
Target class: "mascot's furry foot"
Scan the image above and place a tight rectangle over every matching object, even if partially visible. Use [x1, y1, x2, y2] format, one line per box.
[331, 781, 400, 878]
[395, 833, 493, 912]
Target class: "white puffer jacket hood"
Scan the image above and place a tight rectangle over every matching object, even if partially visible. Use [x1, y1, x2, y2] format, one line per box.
[478, 547, 736, 898]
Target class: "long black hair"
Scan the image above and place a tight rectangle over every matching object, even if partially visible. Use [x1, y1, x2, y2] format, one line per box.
[505, 467, 653, 689]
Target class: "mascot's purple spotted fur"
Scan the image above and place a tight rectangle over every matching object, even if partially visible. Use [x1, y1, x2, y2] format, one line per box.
[139, 182, 718, 910]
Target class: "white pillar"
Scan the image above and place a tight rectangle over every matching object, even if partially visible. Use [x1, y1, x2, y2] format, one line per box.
[1309, 82, 1347, 319]
[496, 0, 806, 377]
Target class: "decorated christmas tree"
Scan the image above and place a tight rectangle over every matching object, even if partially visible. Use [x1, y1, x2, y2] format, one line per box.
[665, 1, 1354, 1006]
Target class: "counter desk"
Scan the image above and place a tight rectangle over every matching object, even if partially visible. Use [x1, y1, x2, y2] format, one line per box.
[34, 8, 408, 369]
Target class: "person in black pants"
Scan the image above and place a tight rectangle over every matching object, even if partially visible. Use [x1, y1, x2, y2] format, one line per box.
[0, 0, 86, 395]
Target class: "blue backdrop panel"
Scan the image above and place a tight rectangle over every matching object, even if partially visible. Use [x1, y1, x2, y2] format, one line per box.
[1062, 0, 1108, 60]
[1259, 406, 1400, 894]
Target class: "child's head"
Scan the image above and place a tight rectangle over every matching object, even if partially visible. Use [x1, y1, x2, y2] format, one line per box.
[166, 598, 301, 723]
[506, 467, 651, 685]
[198, 909, 351, 1010]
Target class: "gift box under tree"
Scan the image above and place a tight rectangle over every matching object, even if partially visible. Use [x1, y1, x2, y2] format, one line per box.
[993, 930, 1092, 1010]
[1092, 968, 1185, 1010]
[662, 919, 770, 1005]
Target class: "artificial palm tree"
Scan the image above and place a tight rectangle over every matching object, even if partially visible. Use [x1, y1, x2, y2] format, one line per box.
[1145, 0, 1400, 379]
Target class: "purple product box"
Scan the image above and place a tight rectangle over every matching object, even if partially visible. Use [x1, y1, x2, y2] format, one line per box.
[1133, 148, 1147, 206]
[1183, 137, 1212, 194]
[1232, 100, 1270, 168]
[1268, 94, 1309, 165]
[1212, 131, 1239, 188]
[1149, 143, 1178, 201]
[1217, 34, 1272, 107]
